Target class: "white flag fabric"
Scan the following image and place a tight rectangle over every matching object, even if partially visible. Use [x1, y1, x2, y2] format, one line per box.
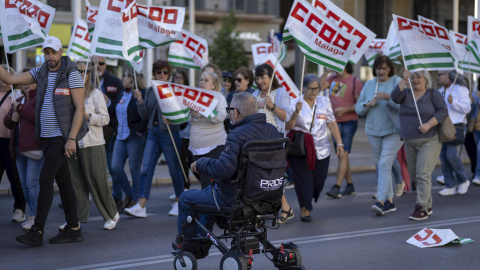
[384, 21, 402, 65]
[90, 0, 142, 62]
[262, 54, 300, 99]
[85, 0, 98, 37]
[466, 16, 480, 70]
[121, 1, 142, 63]
[66, 19, 91, 61]
[151, 81, 222, 120]
[0, 0, 55, 53]
[364, 39, 386, 68]
[251, 43, 275, 66]
[418, 15, 439, 25]
[136, 4, 184, 48]
[168, 30, 208, 70]
[406, 228, 459, 248]
[449, 30, 480, 74]
[393, 15, 460, 72]
[283, 0, 358, 73]
[269, 30, 287, 63]
[313, 0, 376, 65]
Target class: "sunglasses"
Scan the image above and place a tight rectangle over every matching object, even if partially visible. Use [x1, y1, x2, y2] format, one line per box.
[96, 61, 105, 66]
[156, 70, 170, 75]
[235, 78, 244, 83]
[226, 107, 240, 115]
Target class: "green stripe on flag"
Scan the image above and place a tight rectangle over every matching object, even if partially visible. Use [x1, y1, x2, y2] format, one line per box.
[294, 38, 346, 65]
[139, 37, 175, 48]
[163, 108, 191, 116]
[127, 45, 143, 56]
[8, 30, 35, 41]
[367, 54, 379, 64]
[9, 38, 44, 51]
[98, 37, 122, 46]
[70, 49, 89, 58]
[305, 54, 343, 72]
[169, 117, 189, 123]
[459, 61, 480, 68]
[406, 62, 454, 70]
[95, 47, 123, 57]
[72, 42, 89, 52]
[466, 43, 480, 65]
[404, 53, 452, 61]
[168, 55, 195, 62]
[169, 61, 201, 70]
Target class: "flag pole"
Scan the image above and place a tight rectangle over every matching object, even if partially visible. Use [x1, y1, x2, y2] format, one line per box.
[4, 52, 14, 92]
[165, 123, 189, 186]
[299, 55, 306, 97]
[94, 57, 101, 89]
[267, 40, 284, 95]
[132, 62, 138, 91]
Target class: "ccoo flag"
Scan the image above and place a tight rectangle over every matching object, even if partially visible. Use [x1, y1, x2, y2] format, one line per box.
[450, 30, 480, 74]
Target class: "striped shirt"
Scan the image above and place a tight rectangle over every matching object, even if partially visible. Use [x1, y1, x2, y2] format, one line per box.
[30, 67, 84, 138]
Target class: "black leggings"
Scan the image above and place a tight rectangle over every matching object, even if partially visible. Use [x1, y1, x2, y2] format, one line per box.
[0, 138, 25, 212]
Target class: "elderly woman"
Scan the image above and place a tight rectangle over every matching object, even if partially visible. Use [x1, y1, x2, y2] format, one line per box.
[226, 67, 255, 106]
[286, 74, 344, 222]
[125, 60, 184, 217]
[189, 71, 228, 189]
[437, 71, 471, 196]
[355, 55, 403, 216]
[68, 62, 119, 229]
[391, 70, 448, 220]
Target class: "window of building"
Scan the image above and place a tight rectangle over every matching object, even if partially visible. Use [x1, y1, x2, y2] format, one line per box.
[47, 0, 71, 12]
[365, 0, 386, 38]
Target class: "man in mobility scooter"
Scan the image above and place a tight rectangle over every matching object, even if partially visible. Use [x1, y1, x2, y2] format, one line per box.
[173, 92, 304, 270]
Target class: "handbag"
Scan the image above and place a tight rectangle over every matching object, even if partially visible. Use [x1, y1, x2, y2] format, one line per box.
[287, 104, 316, 158]
[438, 115, 456, 143]
[447, 123, 465, 145]
[384, 105, 401, 134]
[20, 150, 43, 161]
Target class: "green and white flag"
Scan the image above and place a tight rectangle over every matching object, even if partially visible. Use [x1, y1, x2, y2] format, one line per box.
[384, 21, 402, 65]
[364, 39, 386, 68]
[136, 4, 184, 48]
[467, 16, 480, 70]
[66, 19, 91, 61]
[283, 0, 358, 73]
[168, 30, 208, 70]
[450, 30, 480, 74]
[269, 30, 287, 63]
[313, 0, 376, 65]
[0, 0, 55, 53]
[151, 81, 190, 124]
[90, 0, 142, 62]
[393, 14, 460, 72]
[85, 0, 97, 38]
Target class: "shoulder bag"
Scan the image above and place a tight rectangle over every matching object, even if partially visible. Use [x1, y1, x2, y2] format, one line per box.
[287, 104, 316, 157]
[431, 90, 456, 143]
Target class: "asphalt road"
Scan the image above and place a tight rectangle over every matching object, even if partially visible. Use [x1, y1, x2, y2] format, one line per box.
[0, 166, 479, 270]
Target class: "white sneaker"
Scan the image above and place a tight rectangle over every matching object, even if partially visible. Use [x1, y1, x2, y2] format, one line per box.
[472, 178, 480, 186]
[169, 193, 176, 201]
[436, 175, 445, 185]
[394, 182, 405, 197]
[457, 180, 470, 195]
[104, 212, 120, 230]
[124, 203, 147, 218]
[169, 202, 179, 216]
[21, 216, 35, 230]
[59, 222, 81, 230]
[438, 187, 457, 196]
[12, 209, 26, 222]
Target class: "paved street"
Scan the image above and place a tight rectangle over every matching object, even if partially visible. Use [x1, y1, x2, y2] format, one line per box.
[0, 165, 479, 270]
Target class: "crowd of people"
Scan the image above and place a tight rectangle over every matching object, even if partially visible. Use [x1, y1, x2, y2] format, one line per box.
[0, 36, 479, 247]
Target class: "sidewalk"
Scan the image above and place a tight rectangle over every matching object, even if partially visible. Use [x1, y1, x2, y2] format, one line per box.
[0, 117, 470, 195]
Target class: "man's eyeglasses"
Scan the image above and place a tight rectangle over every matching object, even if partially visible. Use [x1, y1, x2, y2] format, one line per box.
[96, 61, 105, 66]
[155, 70, 170, 75]
[306, 87, 320, 92]
[234, 78, 244, 83]
[226, 107, 240, 115]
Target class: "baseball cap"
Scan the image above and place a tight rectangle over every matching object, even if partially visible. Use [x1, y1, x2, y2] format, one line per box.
[222, 71, 233, 78]
[42, 36, 62, 51]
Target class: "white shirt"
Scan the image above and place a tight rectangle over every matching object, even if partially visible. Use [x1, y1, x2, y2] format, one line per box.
[438, 84, 471, 124]
[291, 96, 336, 160]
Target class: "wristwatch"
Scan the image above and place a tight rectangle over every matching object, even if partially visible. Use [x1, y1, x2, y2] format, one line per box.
[270, 104, 276, 111]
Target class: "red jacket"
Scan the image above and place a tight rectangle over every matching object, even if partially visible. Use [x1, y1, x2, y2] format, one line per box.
[3, 90, 42, 158]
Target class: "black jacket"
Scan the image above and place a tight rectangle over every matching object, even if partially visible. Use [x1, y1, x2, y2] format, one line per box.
[101, 71, 124, 127]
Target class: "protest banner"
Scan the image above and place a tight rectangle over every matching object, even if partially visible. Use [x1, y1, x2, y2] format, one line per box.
[406, 228, 459, 248]
[85, 0, 98, 37]
[313, 0, 376, 65]
[449, 30, 480, 74]
[283, 0, 358, 73]
[168, 29, 208, 70]
[151, 81, 222, 120]
[262, 54, 299, 99]
[66, 19, 91, 61]
[466, 16, 480, 69]
[393, 14, 460, 73]
[90, 0, 142, 62]
[384, 21, 402, 65]
[0, 0, 55, 53]
[364, 39, 386, 67]
[252, 32, 287, 66]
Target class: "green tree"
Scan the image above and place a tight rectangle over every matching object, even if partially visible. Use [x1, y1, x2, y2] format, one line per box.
[210, 11, 248, 72]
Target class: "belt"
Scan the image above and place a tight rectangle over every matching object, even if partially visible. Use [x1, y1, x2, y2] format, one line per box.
[152, 120, 159, 126]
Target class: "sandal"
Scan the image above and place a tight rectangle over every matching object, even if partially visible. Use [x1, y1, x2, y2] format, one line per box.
[277, 208, 294, 224]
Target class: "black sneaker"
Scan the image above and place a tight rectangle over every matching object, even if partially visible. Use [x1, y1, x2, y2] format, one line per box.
[370, 202, 384, 216]
[409, 204, 428, 221]
[383, 201, 397, 213]
[326, 185, 341, 198]
[49, 227, 84, 244]
[341, 185, 356, 196]
[16, 227, 43, 246]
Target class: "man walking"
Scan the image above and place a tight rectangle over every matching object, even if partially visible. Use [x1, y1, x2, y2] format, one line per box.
[0, 36, 88, 246]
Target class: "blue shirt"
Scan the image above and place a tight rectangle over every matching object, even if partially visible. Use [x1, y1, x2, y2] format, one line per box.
[116, 90, 133, 140]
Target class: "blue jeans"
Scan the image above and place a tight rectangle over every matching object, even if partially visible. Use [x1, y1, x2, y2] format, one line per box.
[367, 133, 403, 201]
[111, 133, 145, 202]
[139, 127, 184, 200]
[332, 120, 358, 153]
[178, 186, 228, 238]
[392, 157, 402, 184]
[473, 130, 480, 178]
[106, 138, 122, 201]
[440, 143, 468, 188]
[15, 148, 44, 216]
